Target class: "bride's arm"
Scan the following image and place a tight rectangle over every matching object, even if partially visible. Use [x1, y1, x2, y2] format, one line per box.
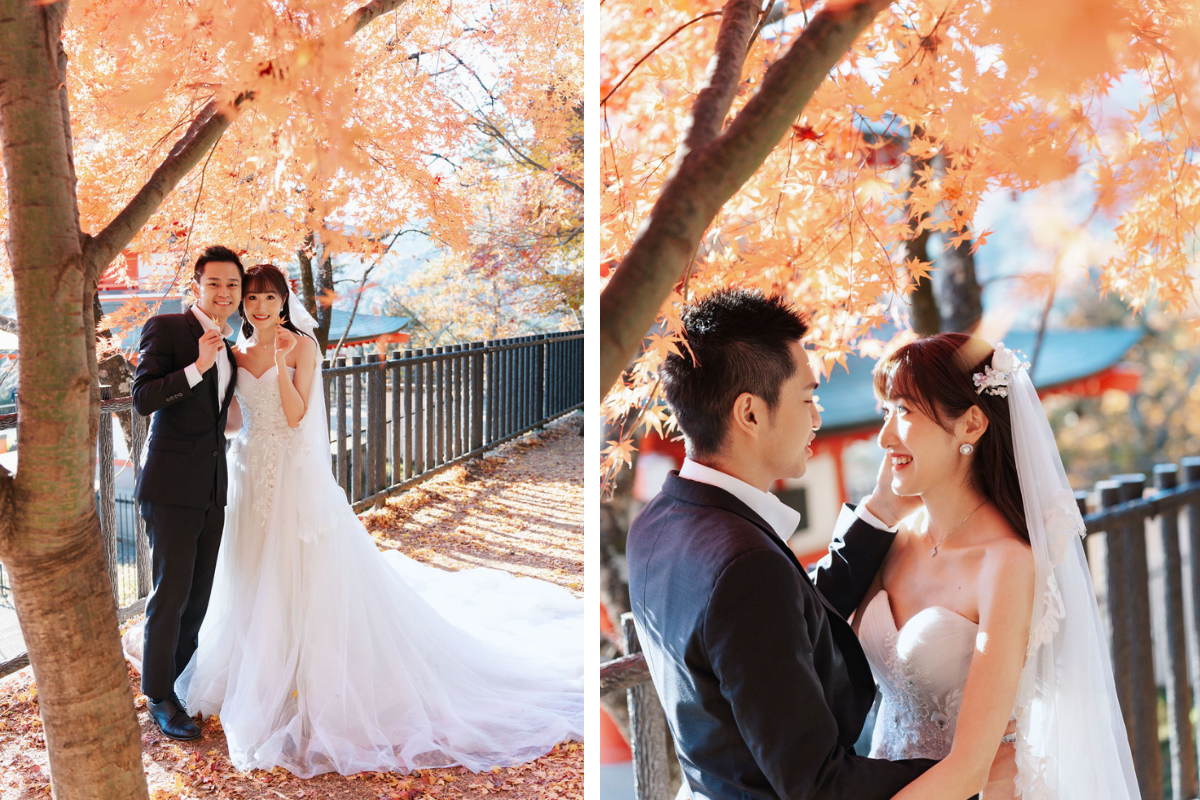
[277, 333, 317, 427]
[225, 396, 242, 434]
[888, 539, 1034, 800]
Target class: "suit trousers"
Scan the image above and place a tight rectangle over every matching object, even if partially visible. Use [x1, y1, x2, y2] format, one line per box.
[140, 498, 224, 699]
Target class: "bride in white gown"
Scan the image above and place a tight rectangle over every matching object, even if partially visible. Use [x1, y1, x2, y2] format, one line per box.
[148, 264, 581, 777]
[852, 333, 1138, 800]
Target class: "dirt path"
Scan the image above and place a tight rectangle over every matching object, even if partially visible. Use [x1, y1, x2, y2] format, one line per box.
[0, 414, 583, 800]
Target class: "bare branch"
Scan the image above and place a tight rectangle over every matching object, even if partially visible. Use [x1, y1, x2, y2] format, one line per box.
[83, 0, 413, 277]
[600, 0, 891, 396]
[473, 116, 583, 195]
[602, 11, 724, 106]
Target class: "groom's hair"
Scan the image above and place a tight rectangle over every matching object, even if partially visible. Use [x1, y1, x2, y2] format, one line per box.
[193, 245, 245, 283]
[661, 289, 808, 459]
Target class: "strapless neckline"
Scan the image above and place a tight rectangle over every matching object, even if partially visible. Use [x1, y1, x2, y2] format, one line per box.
[236, 364, 296, 381]
[858, 589, 979, 761]
[865, 590, 977, 635]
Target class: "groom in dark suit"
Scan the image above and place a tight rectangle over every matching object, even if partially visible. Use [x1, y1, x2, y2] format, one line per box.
[627, 289, 1010, 799]
[132, 245, 243, 740]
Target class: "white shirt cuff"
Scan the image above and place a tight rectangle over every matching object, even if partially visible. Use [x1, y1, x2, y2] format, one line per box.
[854, 498, 899, 532]
[184, 362, 203, 388]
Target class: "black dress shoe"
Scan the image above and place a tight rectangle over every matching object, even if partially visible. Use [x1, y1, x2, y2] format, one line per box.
[147, 696, 201, 741]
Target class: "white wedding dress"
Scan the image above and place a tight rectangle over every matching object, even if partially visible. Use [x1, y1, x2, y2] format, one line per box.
[857, 589, 977, 761]
[170, 363, 583, 777]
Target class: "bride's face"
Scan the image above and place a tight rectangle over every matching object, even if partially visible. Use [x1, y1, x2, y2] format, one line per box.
[243, 290, 285, 334]
[877, 398, 962, 496]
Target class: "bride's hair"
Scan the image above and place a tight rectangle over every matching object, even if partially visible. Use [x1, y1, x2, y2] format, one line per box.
[239, 263, 312, 341]
[873, 332, 1029, 541]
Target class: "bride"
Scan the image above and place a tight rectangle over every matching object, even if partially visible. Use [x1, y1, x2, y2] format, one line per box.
[153, 263, 581, 776]
[854, 332, 1137, 799]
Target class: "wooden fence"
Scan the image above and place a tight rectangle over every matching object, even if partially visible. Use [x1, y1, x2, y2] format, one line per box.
[0, 330, 582, 675]
[600, 458, 1200, 800]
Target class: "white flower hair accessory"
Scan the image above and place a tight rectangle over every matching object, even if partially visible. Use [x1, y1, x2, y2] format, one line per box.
[972, 342, 1031, 397]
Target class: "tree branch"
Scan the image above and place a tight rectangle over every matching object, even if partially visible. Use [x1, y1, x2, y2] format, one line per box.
[0, 315, 17, 335]
[599, 0, 891, 396]
[473, 116, 583, 195]
[680, 0, 761, 157]
[82, 0, 412, 277]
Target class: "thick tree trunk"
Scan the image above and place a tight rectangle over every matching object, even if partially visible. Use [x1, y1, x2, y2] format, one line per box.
[599, 0, 892, 397]
[0, 2, 149, 797]
[0, 3, 411, 796]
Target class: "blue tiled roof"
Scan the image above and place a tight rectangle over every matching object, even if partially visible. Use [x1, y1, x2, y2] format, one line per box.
[99, 297, 410, 351]
[817, 328, 1144, 434]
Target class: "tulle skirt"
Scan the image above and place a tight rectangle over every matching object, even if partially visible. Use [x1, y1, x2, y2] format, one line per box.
[171, 431, 583, 777]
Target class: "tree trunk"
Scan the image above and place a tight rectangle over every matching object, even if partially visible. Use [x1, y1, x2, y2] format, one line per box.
[0, 3, 149, 797]
[599, 0, 892, 397]
[316, 250, 334, 352]
[903, 129, 939, 337]
[0, 3, 410, 796]
[936, 233, 981, 333]
[935, 151, 982, 334]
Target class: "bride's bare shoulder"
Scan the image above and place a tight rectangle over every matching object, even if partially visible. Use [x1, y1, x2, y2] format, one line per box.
[978, 511, 1034, 588]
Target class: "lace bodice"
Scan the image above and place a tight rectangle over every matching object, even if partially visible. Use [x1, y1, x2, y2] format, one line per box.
[235, 365, 297, 440]
[858, 590, 978, 760]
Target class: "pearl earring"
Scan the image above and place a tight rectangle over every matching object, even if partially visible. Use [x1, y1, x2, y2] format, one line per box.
[959, 443, 974, 456]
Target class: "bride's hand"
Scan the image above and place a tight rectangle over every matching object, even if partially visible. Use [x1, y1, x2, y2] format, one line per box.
[274, 328, 297, 361]
[863, 453, 922, 528]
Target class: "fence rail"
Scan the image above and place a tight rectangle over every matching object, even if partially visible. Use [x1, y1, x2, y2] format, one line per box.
[0, 330, 582, 670]
[601, 457, 1200, 800]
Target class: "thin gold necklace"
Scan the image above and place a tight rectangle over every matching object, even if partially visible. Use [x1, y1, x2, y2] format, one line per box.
[928, 500, 987, 557]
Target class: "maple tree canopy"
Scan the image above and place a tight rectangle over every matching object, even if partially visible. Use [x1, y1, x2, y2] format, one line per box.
[0, 0, 580, 341]
[600, 0, 1200, 486]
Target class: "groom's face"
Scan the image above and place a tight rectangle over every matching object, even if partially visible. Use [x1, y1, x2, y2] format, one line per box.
[760, 341, 822, 480]
[192, 261, 243, 325]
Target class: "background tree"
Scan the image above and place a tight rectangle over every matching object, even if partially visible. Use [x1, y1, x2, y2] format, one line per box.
[0, 0, 579, 796]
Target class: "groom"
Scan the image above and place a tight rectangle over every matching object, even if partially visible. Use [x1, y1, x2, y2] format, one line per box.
[626, 289, 1010, 799]
[132, 245, 243, 740]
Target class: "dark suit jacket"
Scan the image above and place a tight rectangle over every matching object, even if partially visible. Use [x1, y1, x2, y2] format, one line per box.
[627, 472, 935, 800]
[132, 308, 237, 508]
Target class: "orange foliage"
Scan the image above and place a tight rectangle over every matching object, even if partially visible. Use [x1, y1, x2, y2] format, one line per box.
[600, 0, 1200, 488]
[0, 0, 580, 333]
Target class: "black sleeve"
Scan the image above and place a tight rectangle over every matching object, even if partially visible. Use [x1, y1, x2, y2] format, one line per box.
[132, 317, 196, 416]
[705, 549, 932, 800]
[809, 505, 896, 620]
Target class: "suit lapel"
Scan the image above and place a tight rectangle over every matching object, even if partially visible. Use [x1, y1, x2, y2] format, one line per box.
[220, 343, 237, 415]
[184, 307, 220, 419]
[664, 473, 846, 621]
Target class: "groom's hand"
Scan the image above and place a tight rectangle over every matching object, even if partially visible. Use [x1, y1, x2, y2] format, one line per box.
[195, 329, 224, 374]
[863, 453, 922, 528]
[983, 721, 1018, 797]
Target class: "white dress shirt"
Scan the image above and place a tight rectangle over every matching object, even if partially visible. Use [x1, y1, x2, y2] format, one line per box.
[679, 458, 802, 540]
[678, 458, 899, 542]
[183, 304, 234, 404]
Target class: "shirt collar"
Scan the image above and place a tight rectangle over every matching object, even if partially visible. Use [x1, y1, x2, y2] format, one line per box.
[678, 458, 802, 541]
[190, 303, 235, 339]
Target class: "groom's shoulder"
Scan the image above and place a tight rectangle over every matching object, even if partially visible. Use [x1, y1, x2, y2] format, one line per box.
[629, 477, 781, 567]
[141, 311, 190, 336]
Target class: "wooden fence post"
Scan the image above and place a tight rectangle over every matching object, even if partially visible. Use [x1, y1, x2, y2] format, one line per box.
[1182, 456, 1200, 786]
[131, 409, 151, 598]
[621, 612, 671, 800]
[471, 342, 485, 452]
[1154, 464, 1199, 800]
[97, 387, 119, 605]
[1112, 473, 1162, 800]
